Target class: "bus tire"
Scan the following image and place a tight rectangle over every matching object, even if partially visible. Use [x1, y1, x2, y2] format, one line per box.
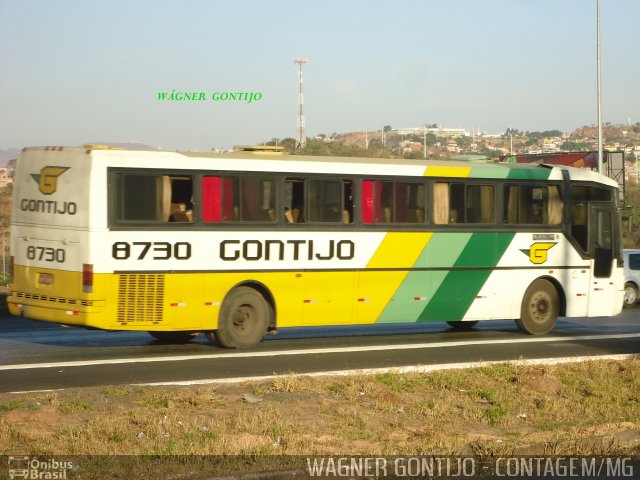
[623, 282, 638, 308]
[208, 286, 270, 349]
[516, 279, 558, 335]
[447, 321, 478, 330]
[148, 331, 198, 343]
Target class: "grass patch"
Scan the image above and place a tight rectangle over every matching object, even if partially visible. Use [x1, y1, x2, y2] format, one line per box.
[476, 389, 498, 404]
[103, 386, 132, 397]
[58, 401, 92, 415]
[0, 358, 637, 460]
[484, 406, 509, 425]
[0, 398, 27, 412]
[376, 372, 415, 392]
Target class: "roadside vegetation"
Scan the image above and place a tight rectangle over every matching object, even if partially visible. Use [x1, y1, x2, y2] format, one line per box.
[623, 182, 640, 248]
[0, 183, 11, 288]
[0, 359, 638, 477]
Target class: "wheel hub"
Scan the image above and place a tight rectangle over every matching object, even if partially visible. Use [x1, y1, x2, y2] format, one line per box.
[232, 305, 253, 333]
[530, 293, 550, 322]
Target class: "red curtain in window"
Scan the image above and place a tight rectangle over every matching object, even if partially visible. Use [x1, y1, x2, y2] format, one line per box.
[361, 180, 374, 224]
[202, 176, 221, 222]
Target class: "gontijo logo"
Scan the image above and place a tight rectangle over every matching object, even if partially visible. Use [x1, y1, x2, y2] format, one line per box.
[30, 166, 69, 195]
[521, 242, 557, 265]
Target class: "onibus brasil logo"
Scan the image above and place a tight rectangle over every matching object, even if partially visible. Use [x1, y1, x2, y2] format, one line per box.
[8, 456, 75, 479]
[30, 166, 69, 195]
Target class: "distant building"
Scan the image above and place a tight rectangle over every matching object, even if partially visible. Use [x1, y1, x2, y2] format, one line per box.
[0, 168, 13, 187]
[396, 126, 470, 137]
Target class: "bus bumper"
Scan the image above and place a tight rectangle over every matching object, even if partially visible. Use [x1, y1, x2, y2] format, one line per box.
[7, 292, 103, 328]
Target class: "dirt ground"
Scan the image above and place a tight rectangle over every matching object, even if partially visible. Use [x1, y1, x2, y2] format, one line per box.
[1, 360, 638, 462]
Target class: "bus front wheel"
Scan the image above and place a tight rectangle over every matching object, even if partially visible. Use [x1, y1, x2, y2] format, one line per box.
[207, 286, 271, 348]
[516, 279, 558, 335]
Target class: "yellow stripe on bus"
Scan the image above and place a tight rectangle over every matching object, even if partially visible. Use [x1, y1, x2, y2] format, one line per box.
[423, 165, 472, 177]
[357, 232, 433, 324]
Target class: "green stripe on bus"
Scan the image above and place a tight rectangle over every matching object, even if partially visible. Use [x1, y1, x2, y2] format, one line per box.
[416, 233, 515, 322]
[376, 233, 471, 323]
[506, 167, 551, 180]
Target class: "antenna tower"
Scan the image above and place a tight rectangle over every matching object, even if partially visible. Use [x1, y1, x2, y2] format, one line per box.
[294, 59, 308, 149]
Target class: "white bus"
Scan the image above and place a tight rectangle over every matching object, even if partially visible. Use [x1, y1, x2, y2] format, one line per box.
[8, 146, 623, 348]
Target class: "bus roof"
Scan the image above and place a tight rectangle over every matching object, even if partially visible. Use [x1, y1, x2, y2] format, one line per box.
[20, 145, 619, 188]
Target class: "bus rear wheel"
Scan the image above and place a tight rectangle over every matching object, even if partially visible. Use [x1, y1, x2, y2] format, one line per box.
[148, 331, 199, 343]
[516, 279, 558, 335]
[207, 286, 271, 349]
[447, 321, 478, 330]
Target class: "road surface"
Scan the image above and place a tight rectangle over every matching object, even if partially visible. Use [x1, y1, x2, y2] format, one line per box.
[0, 311, 638, 392]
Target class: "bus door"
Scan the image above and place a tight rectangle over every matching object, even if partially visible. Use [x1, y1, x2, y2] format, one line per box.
[587, 205, 617, 316]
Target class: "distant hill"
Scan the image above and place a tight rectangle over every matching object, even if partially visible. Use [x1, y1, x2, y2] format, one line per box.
[0, 149, 20, 166]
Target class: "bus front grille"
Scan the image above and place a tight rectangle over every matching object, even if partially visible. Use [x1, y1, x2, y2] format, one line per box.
[117, 274, 165, 325]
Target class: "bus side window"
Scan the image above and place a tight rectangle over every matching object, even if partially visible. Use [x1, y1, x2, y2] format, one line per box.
[116, 174, 193, 223]
[308, 179, 343, 223]
[202, 176, 235, 222]
[362, 180, 424, 224]
[240, 178, 275, 222]
[343, 180, 353, 224]
[504, 185, 563, 226]
[167, 176, 194, 222]
[285, 178, 305, 223]
[449, 184, 465, 224]
[466, 184, 494, 224]
[203, 176, 275, 223]
[434, 182, 494, 224]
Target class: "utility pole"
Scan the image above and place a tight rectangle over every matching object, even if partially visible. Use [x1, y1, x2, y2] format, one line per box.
[294, 59, 308, 150]
[596, 0, 603, 173]
[1, 231, 5, 283]
[423, 125, 427, 159]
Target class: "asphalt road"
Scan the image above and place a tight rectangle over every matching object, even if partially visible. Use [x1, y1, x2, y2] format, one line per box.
[0, 310, 638, 393]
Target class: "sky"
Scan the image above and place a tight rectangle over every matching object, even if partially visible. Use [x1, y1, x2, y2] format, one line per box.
[1, 0, 638, 152]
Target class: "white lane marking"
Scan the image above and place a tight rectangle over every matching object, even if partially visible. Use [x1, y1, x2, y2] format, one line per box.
[133, 354, 639, 387]
[1, 332, 639, 371]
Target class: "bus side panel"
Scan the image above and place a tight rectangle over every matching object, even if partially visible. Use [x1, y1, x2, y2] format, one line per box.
[479, 233, 592, 320]
[357, 232, 432, 324]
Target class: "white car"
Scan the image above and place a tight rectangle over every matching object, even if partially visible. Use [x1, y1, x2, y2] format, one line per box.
[623, 249, 640, 308]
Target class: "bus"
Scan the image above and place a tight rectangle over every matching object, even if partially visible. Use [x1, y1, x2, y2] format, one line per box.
[8, 145, 624, 348]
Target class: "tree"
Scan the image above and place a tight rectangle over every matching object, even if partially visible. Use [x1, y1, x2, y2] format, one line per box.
[541, 130, 563, 138]
[560, 140, 590, 151]
[383, 125, 392, 133]
[456, 136, 472, 150]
